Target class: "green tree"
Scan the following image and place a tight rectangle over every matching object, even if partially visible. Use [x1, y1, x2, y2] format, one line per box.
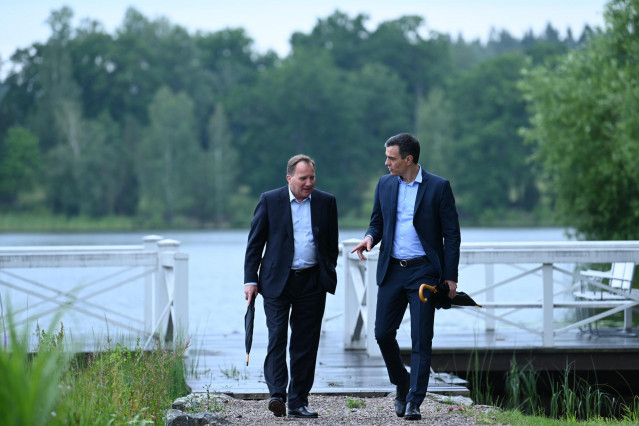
[520, 0, 639, 239]
[448, 53, 537, 222]
[189, 102, 239, 225]
[137, 86, 199, 223]
[0, 126, 41, 206]
[415, 87, 453, 177]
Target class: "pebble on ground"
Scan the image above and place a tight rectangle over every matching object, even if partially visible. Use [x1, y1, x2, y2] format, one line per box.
[170, 393, 502, 425]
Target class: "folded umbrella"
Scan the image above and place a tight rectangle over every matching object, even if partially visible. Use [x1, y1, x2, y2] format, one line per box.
[419, 282, 482, 307]
[244, 296, 256, 366]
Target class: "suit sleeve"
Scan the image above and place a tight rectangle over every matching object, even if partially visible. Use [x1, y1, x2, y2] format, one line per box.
[365, 179, 384, 246]
[244, 193, 268, 284]
[439, 181, 461, 282]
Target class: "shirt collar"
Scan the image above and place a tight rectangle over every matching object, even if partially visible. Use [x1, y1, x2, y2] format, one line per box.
[288, 186, 312, 203]
[397, 165, 423, 185]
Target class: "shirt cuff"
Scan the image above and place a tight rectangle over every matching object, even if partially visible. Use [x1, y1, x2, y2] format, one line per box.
[245, 282, 258, 286]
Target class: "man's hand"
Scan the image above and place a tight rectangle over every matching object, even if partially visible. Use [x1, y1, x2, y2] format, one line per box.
[350, 236, 372, 260]
[445, 280, 457, 299]
[245, 284, 258, 305]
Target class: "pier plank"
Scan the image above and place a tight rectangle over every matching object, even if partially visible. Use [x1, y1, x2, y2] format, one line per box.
[186, 330, 469, 399]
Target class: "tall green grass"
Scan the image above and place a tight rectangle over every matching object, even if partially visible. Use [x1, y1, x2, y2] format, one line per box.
[0, 312, 189, 425]
[0, 313, 70, 425]
[466, 351, 639, 423]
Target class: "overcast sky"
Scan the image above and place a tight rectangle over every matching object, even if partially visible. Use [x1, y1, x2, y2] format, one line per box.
[1, 0, 607, 66]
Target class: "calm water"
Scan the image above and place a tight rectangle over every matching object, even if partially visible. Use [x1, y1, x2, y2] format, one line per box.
[0, 228, 570, 340]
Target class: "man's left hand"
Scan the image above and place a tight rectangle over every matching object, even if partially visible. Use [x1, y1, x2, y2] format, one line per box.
[445, 280, 457, 299]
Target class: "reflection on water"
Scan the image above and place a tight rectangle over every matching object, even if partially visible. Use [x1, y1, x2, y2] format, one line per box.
[0, 228, 570, 340]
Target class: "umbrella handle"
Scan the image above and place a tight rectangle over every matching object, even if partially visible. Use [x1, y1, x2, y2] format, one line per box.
[246, 354, 250, 366]
[419, 283, 437, 302]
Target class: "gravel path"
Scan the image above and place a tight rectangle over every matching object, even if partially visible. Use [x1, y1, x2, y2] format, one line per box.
[167, 393, 506, 425]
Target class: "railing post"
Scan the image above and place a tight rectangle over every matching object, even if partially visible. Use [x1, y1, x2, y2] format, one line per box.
[342, 240, 359, 349]
[341, 239, 381, 356]
[485, 264, 495, 331]
[143, 235, 163, 336]
[364, 250, 381, 357]
[156, 239, 181, 343]
[542, 263, 554, 347]
[173, 251, 189, 343]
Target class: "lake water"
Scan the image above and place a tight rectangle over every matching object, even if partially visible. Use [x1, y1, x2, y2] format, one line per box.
[0, 228, 571, 341]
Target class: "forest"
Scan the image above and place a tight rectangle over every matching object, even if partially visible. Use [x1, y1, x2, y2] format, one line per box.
[1, 1, 637, 240]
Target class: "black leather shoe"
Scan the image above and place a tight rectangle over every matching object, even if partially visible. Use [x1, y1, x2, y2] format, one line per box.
[288, 406, 319, 418]
[404, 402, 421, 420]
[268, 397, 286, 417]
[394, 382, 410, 417]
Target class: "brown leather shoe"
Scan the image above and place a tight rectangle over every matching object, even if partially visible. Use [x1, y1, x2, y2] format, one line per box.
[268, 397, 286, 417]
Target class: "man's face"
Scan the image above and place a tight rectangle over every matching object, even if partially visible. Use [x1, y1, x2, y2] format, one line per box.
[287, 161, 316, 201]
[385, 145, 411, 177]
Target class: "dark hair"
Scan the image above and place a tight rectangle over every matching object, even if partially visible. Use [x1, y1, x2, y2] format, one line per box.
[384, 133, 420, 163]
[287, 154, 315, 176]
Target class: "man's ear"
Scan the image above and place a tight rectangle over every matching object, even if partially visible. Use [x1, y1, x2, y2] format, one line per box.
[406, 155, 414, 165]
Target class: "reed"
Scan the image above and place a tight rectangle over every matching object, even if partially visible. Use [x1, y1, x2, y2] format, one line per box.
[0, 312, 70, 425]
[467, 351, 639, 423]
[0, 308, 189, 425]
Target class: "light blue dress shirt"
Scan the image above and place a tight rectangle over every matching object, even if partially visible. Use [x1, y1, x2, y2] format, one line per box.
[391, 166, 427, 259]
[289, 188, 318, 269]
[245, 187, 318, 286]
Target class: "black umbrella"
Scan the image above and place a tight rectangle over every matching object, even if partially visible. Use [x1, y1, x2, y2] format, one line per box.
[244, 296, 256, 366]
[419, 282, 482, 308]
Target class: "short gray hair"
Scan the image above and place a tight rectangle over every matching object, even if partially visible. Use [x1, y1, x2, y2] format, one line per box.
[287, 154, 315, 176]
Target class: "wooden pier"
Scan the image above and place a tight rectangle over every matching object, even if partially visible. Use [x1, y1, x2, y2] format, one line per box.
[187, 325, 639, 400]
[186, 329, 469, 399]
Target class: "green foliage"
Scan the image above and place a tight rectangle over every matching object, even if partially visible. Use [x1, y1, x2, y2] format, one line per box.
[345, 397, 366, 409]
[448, 53, 538, 222]
[53, 339, 189, 425]
[0, 302, 188, 425]
[137, 86, 200, 223]
[520, 0, 639, 239]
[504, 359, 542, 415]
[0, 126, 41, 205]
[0, 314, 70, 426]
[0, 5, 590, 229]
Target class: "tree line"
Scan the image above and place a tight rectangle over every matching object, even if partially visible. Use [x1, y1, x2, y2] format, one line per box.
[0, 4, 619, 235]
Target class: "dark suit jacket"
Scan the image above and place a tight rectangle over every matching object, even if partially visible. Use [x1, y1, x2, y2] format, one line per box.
[366, 168, 461, 286]
[244, 186, 339, 298]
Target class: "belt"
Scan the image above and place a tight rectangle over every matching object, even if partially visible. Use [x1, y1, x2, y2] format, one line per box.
[390, 256, 429, 268]
[291, 265, 318, 276]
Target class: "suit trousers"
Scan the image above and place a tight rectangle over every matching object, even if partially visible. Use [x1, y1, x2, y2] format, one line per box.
[262, 267, 326, 409]
[374, 260, 438, 405]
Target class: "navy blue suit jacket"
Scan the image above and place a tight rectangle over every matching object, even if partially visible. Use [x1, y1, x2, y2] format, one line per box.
[366, 169, 461, 286]
[244, 186, 339, 298]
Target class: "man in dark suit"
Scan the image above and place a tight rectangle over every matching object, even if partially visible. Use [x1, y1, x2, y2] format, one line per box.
[351, 133, 461, 421]
[244, 154, 338, 419]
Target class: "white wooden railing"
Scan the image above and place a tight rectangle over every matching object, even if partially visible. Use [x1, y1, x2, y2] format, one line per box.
[0, 235, 188, 349]
[341, 240, 639, 355]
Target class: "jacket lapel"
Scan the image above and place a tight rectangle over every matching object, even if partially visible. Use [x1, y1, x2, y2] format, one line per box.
[310, 192, 320, 240]
[281, 187, 293, 238]
[389, 176, 399, 237]
[414, 168, 428, 214]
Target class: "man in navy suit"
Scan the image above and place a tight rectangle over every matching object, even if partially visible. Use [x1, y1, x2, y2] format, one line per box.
[244, 154, 338, 419]
[351, 133, 461, 421]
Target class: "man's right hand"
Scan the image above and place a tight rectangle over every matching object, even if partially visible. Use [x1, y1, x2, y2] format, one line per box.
[245, 284, 258, 305]
[350, 236, 372, 260]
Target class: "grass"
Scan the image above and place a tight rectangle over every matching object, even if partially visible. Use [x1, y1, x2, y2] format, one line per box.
[345, 397, 366, 409]
[0, 312, 190, 425]
[464, 351, 639, 424]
